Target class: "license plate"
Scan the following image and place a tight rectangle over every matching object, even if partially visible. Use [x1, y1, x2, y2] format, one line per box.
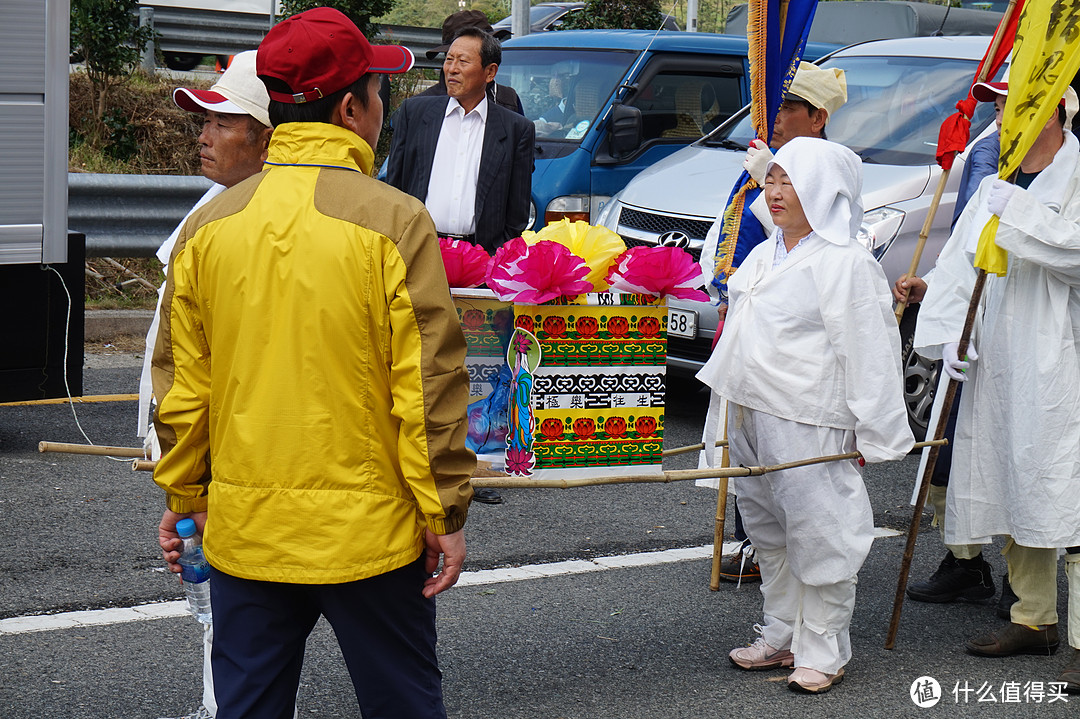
[667, 308, 697, 339]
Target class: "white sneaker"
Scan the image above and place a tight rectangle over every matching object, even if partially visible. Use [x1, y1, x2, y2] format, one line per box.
[157, 706, 213, 719]
[728, 626, 795, 671]
[787, 666, 845, 694]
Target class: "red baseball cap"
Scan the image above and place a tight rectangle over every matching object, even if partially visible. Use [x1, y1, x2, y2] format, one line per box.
[971, 81, 1008, 102]
[257, 7, 414, 104]
[973, 80, 1067, 107]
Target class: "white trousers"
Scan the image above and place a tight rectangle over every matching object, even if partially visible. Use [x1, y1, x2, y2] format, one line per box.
[202, 623, 217, 715]
[727, 404, 873, 674]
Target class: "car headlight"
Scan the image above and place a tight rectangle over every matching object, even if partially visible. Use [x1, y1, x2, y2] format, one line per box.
[528, 201, 537, 230]
[544, 196, 590, 226]
[856, 207, 905, 258]
[595, 197, 621, 230]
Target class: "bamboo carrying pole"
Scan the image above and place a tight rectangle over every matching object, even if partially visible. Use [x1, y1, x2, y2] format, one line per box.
[709, 414, 732, 591]
[885, 271, 986, 649]
[1, 394, 138, 407]
[39, 441, 146, 458]
[132, 441, 945, 482]
[892, 0, 1016, 324]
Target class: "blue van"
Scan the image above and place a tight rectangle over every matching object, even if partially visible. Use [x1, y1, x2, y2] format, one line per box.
[495, 30, 836, 229]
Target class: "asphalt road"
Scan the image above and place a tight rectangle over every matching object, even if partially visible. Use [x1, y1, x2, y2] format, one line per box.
[1, 353, 1074, 718]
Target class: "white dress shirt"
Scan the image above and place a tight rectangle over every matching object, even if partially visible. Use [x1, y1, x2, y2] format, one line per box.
[426, 96, 487, 236]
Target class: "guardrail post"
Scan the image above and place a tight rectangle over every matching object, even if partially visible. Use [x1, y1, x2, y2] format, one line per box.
[139, 7, 156, 72]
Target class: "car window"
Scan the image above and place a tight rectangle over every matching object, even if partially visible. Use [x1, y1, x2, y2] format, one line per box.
[628, 72, 745, 141]
[704, 55, 997, 166]
[500, 49, 637, 142]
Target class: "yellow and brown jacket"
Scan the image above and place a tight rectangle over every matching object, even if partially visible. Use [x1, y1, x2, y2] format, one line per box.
[152, 122, 473, 584]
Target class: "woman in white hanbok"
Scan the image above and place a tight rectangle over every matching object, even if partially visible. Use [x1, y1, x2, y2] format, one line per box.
[697, 137, 913, 693]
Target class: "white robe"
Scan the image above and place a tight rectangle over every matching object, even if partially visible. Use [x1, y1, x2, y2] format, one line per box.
[915, 131, 1080, 549]
[697, 232, 913, 463]
[136, 183, 224, 447]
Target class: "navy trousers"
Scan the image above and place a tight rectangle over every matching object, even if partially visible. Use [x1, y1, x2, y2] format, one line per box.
[209, 556, 446, 719]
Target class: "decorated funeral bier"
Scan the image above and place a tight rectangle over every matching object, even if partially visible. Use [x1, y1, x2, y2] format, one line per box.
[442, 219, 706, 481]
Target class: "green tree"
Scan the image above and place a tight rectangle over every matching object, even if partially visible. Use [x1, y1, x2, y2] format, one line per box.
[279, 0, 396, 39]
[70, 0, 156, 139]
[560, 0, 663, 30]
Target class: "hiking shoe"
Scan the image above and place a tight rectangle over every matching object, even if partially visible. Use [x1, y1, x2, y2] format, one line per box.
[966, 622, 1059, 657]
[729, 627, 794, 671]
[997, 574, 1018, 620]
[718, 542, 761, 585]
[1058, 648, 1080, 694]
[787, 666, 845, 694]
[158, 707, 213, 719]
[906, 551, 995, 603]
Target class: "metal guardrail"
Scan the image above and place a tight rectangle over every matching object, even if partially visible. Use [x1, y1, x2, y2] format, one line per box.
[144, 5, 443, 69]
[69, 173, 213, 257]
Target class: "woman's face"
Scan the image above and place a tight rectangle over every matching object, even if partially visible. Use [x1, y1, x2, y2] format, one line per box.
[763, 165, 812, 237]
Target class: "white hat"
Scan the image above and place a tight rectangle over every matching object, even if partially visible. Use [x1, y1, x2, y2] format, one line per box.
[173, 51, 270, 128]
[786, 62, 847, 123]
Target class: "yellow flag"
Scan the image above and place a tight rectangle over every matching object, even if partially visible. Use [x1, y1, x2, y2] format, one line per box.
[975, 0, 1080, 275]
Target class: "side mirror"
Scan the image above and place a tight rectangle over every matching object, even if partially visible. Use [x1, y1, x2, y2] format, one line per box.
[609, 103, 642, 157]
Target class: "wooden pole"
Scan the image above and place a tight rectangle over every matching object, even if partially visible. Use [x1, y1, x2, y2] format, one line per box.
[885, 270, 986, 649]
[39, 441, 146, 458]
[894, 172, 952, 322]
[709, 412, 732, 591]
[893, 0, 1018, 324]
[132, 441, 945, 483]
[1, 394, 138, 407]
[661, 440, 726, 458]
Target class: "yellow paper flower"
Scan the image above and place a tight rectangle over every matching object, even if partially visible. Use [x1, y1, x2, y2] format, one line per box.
[522, 219, 627, 291]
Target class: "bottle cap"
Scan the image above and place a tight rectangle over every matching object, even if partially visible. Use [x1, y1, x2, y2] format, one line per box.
[175, 518, 197, 538]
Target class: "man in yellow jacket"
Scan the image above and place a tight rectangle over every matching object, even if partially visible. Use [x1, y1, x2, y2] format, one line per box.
[151, 9, 475, 718]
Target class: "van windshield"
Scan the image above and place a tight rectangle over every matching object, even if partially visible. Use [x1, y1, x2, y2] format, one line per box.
[702, 55, 997, 166]
[500, 48, 638, 142]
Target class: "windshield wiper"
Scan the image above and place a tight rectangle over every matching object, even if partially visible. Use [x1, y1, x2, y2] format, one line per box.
[705, 138, 748, 151]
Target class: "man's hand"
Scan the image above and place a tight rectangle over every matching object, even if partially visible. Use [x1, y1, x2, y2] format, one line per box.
[743, 139, 773, 185]
[422, 528, 466, 598]
[892, 274, 927, 304]
[986, 179, 1016, 217]
[942, 341, 978, 382]
[158, 509, 207, 574]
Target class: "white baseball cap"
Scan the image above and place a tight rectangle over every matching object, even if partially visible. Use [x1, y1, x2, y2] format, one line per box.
[173, 50, 271, 128]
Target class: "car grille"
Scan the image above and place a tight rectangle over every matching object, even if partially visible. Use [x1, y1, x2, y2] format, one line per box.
[667, 336, 713, 364]
[619, 208, 713, 241]
[617, 208, 714, 262]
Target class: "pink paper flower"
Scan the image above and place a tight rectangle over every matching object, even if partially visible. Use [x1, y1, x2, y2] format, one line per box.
[486, 238, 593, 304]
[606, 246, 709, 301]
[439, 237, 492, 288]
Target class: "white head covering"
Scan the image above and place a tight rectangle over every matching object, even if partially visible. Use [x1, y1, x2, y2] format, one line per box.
[767, 136, 863, 246]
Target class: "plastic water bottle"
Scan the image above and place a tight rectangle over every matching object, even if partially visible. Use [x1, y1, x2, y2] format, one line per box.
[176, 518, 212, 624]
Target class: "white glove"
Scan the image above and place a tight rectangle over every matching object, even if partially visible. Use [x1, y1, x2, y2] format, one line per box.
[743, 140, 773, 185]
[986, 179, 1016, 217]
[942, 341, 978, 382]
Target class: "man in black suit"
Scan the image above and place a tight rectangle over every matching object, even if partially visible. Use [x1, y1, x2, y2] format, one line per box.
[386, 27, 535, 255]
[419, 10, 523, 115]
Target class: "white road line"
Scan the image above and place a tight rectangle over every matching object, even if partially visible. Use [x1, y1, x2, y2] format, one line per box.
[1, 530, 903, 636]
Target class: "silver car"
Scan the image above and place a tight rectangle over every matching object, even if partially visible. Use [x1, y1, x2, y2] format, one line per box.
[597, 36, 1000, 439]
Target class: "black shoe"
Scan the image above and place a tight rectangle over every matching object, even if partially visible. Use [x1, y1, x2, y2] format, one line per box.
[1058, 648, 1080, 694]
[997, 574, 1018, 620]
[472, 487, 503, 504]
[906, 551, 995, 603]
[966, 622, 1059, 657]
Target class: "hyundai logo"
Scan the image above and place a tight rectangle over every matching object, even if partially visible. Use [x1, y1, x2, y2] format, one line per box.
[657, 230, 690, 248]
